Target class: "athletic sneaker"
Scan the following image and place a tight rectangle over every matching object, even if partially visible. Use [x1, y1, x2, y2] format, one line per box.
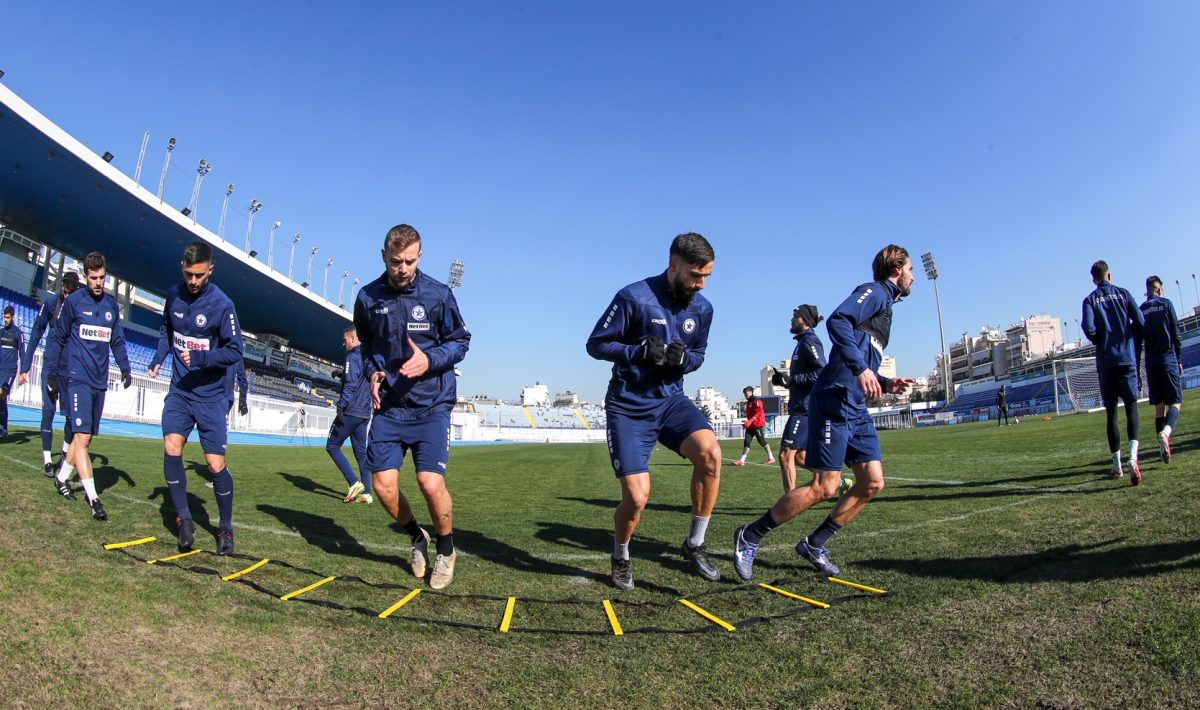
[1159, 431, 1172, 465]
[410, 527, 431, 579]
[216, 528, 235, 556]
[356, 493, 373, 504]
[681, 540, 720, 581]
[55, 477, 76, 500]
[732, 525, 759, 581]
[611, 557, 634, 591]
[1109, 466, 1123, 480]
[1130, 460, 1142, 486]
[344, 480, 365, 503]
[429, 551, 457, 590]
[177, 517, 196, 551]
[732, 460, 746, 467]
[795, 537, 840, 576]
[766, 457, 776, 465]
[89, 498, 108, 521]
[43, 463, 56, 478]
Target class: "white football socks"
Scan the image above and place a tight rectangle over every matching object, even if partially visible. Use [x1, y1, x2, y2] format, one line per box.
[687, 515, 710, 548]
[42, 451, 52, 465]
[1130, 439, 1139, 463]
[613, 541, 630, 561]
[80, 478, 98, 503]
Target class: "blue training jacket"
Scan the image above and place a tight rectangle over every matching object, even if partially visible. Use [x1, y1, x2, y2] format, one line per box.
[586, 271, 713, 412]
[353, 270, 470, 414]
[20, 292, 58, 376]
[224, 358, 248, 405]
[810, 279, 900, 418]
[150, 281, 244, 403]
[45, 288, 131, 389]
[0, 321, 25, 379]
[336, 345, 373, 419]
[1082, 282, 1144, 371]
[1138, 296, 1182, 368]
[784, 328, 826, 415]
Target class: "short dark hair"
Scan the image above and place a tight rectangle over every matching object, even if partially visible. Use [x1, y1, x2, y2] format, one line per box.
[1090, 260, 1109, 282]
[872, 245, 909, 282]
[384, 224, 422, 252]
[669, 232, 715, 266]
[182, 241, 213, 266]
[1146, 275, 1162, 294]
[743, 385, 754, 394]
[343, 325, 357, 336]
[2, 305, 12, 316]
[61, 272, 80, 293]
[83, 252, 105, 273]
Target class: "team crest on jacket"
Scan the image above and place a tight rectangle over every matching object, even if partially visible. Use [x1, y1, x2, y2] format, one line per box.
[411, 305, 426, 321]
[682, 318, 696, 334]
[195, 314, 207, 328]
[104, 311, 113, 322]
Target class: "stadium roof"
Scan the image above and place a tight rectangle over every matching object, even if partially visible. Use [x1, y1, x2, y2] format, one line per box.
[0, 82, 350, 362]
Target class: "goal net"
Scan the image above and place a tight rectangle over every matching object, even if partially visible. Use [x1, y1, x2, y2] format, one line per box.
[1060, 356, 1148, 412]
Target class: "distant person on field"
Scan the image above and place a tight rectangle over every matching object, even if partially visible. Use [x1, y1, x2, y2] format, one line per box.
[733, 245, 915, 581]
[149, 242, 245, 554]
[733, 386, 774, 467]
[586, 232, 723, 591]
[355, 224, 470, 590]
[996, 384, 1009, 426]
[20, 272, 80, 473]
[1082, 260, 1145, 484]
[327, 326, 373, 504]
[45, 251, 132, 522]
[0, 304, 26, 438]
[771, 304, 827, 492]
[1138, 275, 1183, 464]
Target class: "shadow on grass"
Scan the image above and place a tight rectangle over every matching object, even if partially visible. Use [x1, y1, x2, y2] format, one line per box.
[274, 471, 343, 500]
[92, 464, 135, 494]
[856, 537, 1200, 583]
[0, 430, 37, 445]
[257, 503, 398, 565]
[148, 485, 215, 538]
[558, 496, 763, 516]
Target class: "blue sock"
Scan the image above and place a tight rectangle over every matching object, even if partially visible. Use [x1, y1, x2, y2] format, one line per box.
[211, 468, 234, 530]
[326, 444, 360, 487]
[164, 454, 190, 520]
[743, 510, 779, 545]
[808, 516, 843, 549]
[1166, 407, 1180, 430]
[1155, 417, 1165, 434]
[359, 466, 373, 495]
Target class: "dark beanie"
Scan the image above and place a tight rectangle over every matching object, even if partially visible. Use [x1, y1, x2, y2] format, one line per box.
[795, 304, 822, 327]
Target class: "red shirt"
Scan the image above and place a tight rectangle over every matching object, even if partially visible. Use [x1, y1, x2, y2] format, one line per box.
[744, 398, 766, 428]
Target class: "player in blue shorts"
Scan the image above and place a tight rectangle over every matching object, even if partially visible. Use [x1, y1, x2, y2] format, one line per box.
[327, 325, 373, 503]
[1138, 275, 1183, 464]
[733, 245, 914, 580]
[586, 232, 724, 590]
[45, 252, 133, 521]
[770, 304, 826, 493]
[0, 304, 26, 438]
[1082, 260, 1145, 484]
[149, 242, 245, 553]
[19, 272, 80, 474]
[355, 224, 470, 590]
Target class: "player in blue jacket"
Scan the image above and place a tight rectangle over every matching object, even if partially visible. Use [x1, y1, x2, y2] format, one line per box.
[1138, 275, 1183, 464]
[45, 252, 132, 521]
[354, 224, 470, 590]
[20, 272, 80, 474]
[1081, 260, 1145, 484]
[327, 326, 373, 503]
[0, 304, 26, 438]
[148, 242, 245, 553]
[734, 245, 915, 580]
[770, 304, 827, 493]
[586, 232, 724, 591]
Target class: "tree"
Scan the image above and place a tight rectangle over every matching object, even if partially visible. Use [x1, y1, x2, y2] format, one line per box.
[699, 405, 714, 423]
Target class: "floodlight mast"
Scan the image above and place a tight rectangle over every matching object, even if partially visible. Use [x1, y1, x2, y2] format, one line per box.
[187, 159, 212, 224]
[305, 246, 319, 288]
[244, 199, 263, 252]
[217, 183, 235, 239]
[156, 136, 176, 201]
[288, 233, 302, 279]
[338, 270, 350, 308]
[921, 252, 952, 404]
[266, 220, 281, 267]
[322, 258, 334, 299]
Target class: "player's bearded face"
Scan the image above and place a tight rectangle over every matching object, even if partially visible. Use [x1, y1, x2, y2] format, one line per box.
[182, 262, 214, 295]
[86, 268, 106, 297]
[668, 258, 713, 305]
[383, 242, 422, 290]
[895, 259, 915, 298]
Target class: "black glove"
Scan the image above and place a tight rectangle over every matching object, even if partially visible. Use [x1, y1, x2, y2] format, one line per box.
[664, 340, 687, 368]
[640, 337, 667, 366]
[771, 369, 788, 387]
[332, 408, 345, 430]
[121, 371, 132, 389]
[238, 399, 249, 416]
[47, 373, 59, 400]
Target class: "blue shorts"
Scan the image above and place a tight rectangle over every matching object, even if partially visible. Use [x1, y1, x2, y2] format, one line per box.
[806, 388, 881, 471]
[780, 412, 809, 451]
[366, 408, 450, 475]
[66, 384, 105, 436]
[0, 373, 13, 393]
[606, 394, 712, 477]
[162, 392, 229, 455]
[1146, 364, 1182, 406]
[1099, 365, 1138, 409]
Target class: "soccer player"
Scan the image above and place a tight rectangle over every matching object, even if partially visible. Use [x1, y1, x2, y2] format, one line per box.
[586, 232, 724, 590]
[354, 224, 470, 590]
[770, 304, 827, 492]
[327, 326, 373, 504]
[733, 386, 774, 466]
[20, 272, 80, 473]
[1081, 260, 1145, 484]
[45, 252, 132, 521]
[996, 384, 1009, 426]
[0, 304, 26, 438]
[1139, 275, 1183, 464]
[148, 242, 244, 553]
[733, 245, 915, 580]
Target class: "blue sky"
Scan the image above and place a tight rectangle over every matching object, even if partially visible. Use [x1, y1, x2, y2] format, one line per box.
[4, 2, 1199, 402]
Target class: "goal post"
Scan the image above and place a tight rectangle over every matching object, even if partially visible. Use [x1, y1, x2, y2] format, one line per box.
[1056, 356, 1148, 414]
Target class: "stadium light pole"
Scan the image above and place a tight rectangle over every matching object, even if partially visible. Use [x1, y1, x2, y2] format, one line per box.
[303, 247, 319, 288]
[217, 183, 235, 239]
[186, 159, 212, 224]
[133, 130, 150, 186]
[1176, 280, 1185, 313]
[448, 260, 465, 290]
[243, 199, 262, 253]
[921, 252, 952, 404]
[156, 136, 176, 201]
[1192, 273, 1198, 315]
[288, 233, 302, 280]
[338, 270, 349, 308]
[265, 220, 281, 267]
[322, 257, 334, 299]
